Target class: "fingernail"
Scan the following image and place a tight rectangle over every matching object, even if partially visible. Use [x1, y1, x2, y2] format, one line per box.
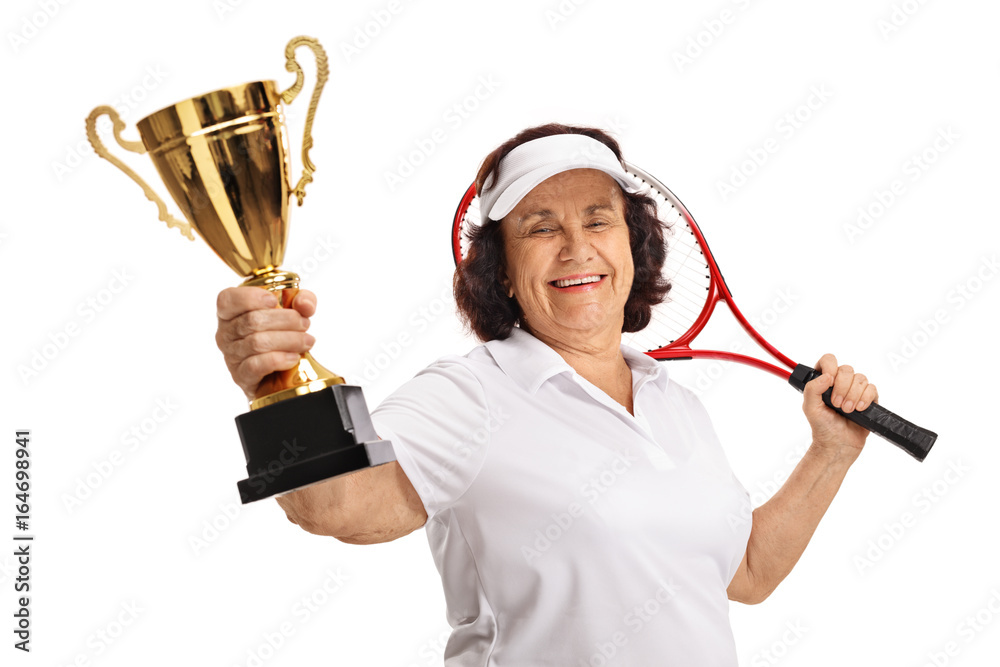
[832, 394, 843, 408]
[264, 294, 278, 307]
[304, 334, 316, 347]
[842, 400, 854, 412]
[301, 317, 311, 329]
[284, 353, 301, 365]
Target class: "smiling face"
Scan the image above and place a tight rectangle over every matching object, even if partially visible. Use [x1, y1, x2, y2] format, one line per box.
[500, 168, 634, 347]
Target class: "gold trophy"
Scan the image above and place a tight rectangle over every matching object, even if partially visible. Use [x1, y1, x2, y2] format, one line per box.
[86, 36, 395, 504]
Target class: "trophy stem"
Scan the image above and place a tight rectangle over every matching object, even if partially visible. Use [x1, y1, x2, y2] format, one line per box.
[242, 270, 345, 410]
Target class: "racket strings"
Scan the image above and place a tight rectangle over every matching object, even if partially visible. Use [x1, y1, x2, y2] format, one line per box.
[621, 172, 712, 353]
[458, 197, 482, 259]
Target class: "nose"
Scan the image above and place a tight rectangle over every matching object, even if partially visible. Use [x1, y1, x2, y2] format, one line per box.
[559, 224, 596, 263]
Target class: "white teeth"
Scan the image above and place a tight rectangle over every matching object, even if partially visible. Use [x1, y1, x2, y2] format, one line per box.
[553, 275, 602, 288]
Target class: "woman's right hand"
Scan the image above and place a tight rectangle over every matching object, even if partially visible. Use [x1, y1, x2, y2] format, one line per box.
[215, 287, 317, 402]
[218, 286, 428, 544]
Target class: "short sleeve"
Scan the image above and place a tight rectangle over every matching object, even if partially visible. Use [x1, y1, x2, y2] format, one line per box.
[369, 358, 491, 522]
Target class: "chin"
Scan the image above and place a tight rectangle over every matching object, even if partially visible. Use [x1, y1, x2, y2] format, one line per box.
[552, 311, 622, 335]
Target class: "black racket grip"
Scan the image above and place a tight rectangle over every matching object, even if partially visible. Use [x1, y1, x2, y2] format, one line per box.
[788, 364, 937, 462]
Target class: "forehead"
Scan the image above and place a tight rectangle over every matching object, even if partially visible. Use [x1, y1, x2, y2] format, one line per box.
[510, 168, 623, 219]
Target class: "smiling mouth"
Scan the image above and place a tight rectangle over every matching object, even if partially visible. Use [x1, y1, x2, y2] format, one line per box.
[550, 275, 605, 288]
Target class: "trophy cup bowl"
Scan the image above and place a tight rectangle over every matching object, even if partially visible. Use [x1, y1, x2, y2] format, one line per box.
[86, 37, 395, 504]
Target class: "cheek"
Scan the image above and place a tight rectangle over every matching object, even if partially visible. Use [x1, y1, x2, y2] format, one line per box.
[506, 251, 526, 286]
[500, 238, 522, 288]
[508, 247, 545, 289]
[614, 238, 635, 286]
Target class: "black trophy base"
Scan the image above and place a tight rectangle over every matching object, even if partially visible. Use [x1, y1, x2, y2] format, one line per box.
[235, 384, 395, 504]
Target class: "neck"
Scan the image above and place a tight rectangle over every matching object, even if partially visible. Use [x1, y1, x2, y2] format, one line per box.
[526, 324, 634, 415]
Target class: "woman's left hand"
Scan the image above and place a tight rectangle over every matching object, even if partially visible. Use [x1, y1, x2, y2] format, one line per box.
[802, 353, 879, 462]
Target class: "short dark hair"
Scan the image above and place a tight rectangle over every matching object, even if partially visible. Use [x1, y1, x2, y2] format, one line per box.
[454, 123, 671, 342]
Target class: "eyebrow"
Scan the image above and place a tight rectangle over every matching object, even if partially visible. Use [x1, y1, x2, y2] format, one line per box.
[517, 201, 618, 226]
[583, 202, 617, 215]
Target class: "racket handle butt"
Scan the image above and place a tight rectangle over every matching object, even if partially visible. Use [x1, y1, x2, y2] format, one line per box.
[788, 364, 937, 462]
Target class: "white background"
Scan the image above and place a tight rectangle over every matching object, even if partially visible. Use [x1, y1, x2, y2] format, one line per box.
[3, 0, 999, 665]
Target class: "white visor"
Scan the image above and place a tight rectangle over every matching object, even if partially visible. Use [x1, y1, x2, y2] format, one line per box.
[478, 134, 641, 221]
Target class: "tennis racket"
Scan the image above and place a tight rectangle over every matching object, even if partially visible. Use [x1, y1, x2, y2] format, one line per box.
[451, 163, 937, 461]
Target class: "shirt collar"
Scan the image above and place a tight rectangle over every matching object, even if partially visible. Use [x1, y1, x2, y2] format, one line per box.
[621, 342, 670, 394]
[483, 327, 669, 395]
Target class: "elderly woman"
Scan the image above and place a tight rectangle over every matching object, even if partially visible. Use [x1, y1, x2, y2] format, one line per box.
[215, 124, 878, 665]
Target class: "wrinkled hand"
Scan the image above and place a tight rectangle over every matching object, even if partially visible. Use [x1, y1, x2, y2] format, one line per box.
[215, 287, 317, 401]
[802, 353, 879, 462]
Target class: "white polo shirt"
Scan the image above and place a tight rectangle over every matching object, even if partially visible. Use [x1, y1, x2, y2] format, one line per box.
[370, 327, 752, 666]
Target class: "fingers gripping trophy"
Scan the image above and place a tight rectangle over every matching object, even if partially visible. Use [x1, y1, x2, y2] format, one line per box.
[85, 36, 395, 504]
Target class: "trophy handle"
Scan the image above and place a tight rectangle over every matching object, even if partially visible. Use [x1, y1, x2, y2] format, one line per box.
[279, 36, 329, 207]
[85, 106, 194, 240]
